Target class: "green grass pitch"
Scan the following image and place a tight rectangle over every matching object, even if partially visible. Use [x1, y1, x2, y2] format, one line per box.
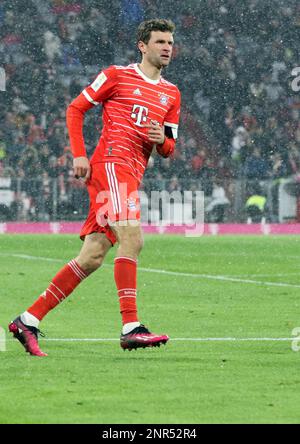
[1, 234, 300, 424]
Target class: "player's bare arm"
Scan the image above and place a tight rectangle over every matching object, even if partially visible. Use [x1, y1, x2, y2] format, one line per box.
[73, 156, 91, 180]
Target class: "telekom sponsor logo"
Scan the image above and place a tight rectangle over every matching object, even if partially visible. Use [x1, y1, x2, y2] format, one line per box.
[131, 104, 148, 126]
[0, 223, 7, 234]
[50, 222, 61, 234]
[4, 223, 300, 236]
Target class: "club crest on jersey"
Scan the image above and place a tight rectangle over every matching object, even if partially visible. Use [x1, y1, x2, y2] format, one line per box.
[159, 93, 169, 105]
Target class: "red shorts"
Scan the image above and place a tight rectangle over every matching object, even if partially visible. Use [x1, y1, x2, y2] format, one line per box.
[80, 162, 140, 245]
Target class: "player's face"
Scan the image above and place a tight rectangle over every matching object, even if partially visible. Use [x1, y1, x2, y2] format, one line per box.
[140, 31, 174, 69]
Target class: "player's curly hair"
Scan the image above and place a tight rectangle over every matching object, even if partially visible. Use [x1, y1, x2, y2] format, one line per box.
[137, 19, 175, 45]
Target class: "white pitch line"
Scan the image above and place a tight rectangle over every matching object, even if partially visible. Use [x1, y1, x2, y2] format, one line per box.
[2, 253, 300, 289]
[138, 267, 300, 289]
[203, 252, 300, 260]
[0, 253, 64, 263]
[37, 337, 293, 342]
[5, 337, 295, 343]
[227, 273, 300, 278]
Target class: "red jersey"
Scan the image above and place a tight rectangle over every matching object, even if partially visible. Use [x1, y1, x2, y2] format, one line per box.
[67, 63, 181, 183]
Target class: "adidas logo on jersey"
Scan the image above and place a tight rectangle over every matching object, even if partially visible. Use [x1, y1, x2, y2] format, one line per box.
[133, 88, 142, 96]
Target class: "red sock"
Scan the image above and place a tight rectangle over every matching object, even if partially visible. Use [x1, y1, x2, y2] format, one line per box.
[27, 260, 88, 320]
[114, 257, 138, 325]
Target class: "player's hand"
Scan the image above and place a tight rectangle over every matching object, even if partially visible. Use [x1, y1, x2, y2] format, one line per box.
[143, 121, 165, 145]
[73, 156, 91, 181]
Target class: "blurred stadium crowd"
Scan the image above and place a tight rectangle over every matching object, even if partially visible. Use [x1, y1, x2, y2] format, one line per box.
[0, 0, 300, 222]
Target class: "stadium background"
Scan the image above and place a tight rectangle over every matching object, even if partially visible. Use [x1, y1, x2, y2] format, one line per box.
[1, 0, 299, 224]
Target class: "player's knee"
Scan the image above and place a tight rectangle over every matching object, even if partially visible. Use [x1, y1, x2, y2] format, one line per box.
[121, 234, 143, 256]
[76, 251, 105, 274]
[90, 252, 106, 271]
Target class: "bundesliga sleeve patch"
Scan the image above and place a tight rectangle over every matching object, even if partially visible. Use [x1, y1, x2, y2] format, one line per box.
[91, 72, 107, 92]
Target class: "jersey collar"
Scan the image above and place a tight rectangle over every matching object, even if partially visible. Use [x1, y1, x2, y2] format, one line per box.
[134, 63, 161, 85]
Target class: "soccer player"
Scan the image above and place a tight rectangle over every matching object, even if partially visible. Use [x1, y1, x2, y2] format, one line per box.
[9, 19, 181, 356]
